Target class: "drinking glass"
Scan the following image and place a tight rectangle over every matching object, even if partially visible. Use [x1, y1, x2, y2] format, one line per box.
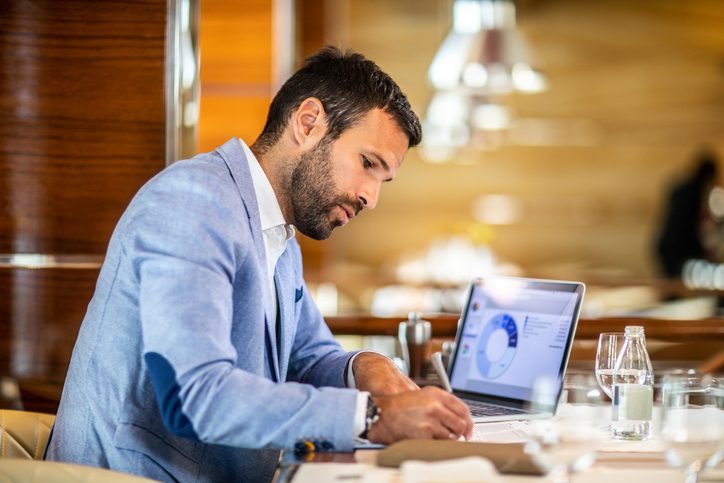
[661, 374, 724, 483]
[595, 332, 625, 399]
[529, 373, 609, 482]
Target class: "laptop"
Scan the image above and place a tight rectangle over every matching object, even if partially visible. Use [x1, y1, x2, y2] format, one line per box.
[447, 277, 585, 422]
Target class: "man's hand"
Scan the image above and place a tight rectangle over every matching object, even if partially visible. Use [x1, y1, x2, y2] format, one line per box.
[366, 386, 474, 443]
[352, 352, 418, 395]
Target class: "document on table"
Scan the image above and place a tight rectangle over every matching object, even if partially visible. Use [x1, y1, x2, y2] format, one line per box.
[290, 463, 396, 483]
[471, 421, 532, 443]
[354, 421, 532, 448]
[291, 457, 504, 483]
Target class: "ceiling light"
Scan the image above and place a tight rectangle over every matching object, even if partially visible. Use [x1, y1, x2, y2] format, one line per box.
[423, 0, 547, 159]
[428, 0, 545, 95]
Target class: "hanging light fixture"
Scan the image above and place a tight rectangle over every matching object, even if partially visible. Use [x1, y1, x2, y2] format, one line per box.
[423, 0, 546, 161]
[429, 0, 546, 94]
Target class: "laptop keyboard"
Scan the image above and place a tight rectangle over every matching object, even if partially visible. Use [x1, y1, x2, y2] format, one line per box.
[465, 399, 529, 417]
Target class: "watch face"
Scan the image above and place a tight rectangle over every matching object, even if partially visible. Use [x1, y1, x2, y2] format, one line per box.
[363, 398, 381, 438]
[367, 398, 379, 419]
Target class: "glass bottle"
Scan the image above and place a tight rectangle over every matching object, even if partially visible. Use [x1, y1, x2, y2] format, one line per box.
[611, 326, 654, 440]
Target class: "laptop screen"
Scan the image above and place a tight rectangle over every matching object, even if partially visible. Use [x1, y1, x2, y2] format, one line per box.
[449, 277, 584, 403]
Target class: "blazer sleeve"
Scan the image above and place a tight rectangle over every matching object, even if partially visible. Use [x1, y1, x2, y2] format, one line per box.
[124, 161, 358, 451]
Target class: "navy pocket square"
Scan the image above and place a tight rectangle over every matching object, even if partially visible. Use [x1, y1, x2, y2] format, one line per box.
[295, 287, 304, 303]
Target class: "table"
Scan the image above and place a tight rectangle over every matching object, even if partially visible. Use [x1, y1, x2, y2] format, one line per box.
[281, 442, 723, 482]
[278, 410, 724, 483]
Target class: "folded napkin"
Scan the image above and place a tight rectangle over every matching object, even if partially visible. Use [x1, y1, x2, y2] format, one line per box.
[401, 456, 503, 483]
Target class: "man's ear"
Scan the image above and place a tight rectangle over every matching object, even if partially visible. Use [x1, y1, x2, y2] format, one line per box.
[291, 97, 327, 148]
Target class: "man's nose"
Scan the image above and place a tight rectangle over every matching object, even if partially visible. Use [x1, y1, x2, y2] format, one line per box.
[358, 181, 381, 210]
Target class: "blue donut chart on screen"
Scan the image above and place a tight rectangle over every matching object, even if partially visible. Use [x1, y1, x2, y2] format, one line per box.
[476, 313, 518, 379]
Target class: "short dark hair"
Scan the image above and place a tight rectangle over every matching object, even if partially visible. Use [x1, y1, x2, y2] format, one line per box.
[254, 46, 422, 151]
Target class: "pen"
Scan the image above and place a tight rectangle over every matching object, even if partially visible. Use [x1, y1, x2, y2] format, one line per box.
[431, 351, 452, 392]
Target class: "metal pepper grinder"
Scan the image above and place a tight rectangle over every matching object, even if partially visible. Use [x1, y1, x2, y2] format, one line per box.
[398, 312, 432, 379]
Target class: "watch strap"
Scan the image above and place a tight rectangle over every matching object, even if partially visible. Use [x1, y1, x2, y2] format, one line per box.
[361, 396, 381, 440]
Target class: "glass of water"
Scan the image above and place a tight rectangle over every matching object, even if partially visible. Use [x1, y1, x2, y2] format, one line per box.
[529, 373, 609, 482]
[661, 374, 724, 483]
[595, 332, 625, 399]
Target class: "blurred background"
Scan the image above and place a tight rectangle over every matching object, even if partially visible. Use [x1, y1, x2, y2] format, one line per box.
[1, 0, 723, 411]
[197, 0, 724, 317]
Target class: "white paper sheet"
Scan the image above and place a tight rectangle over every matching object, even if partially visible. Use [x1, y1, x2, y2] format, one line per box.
[291, 463, 396, 483]
[471, 421, 532, 443]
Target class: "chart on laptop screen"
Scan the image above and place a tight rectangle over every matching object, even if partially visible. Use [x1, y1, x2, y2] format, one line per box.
[450, 283, 579, 401]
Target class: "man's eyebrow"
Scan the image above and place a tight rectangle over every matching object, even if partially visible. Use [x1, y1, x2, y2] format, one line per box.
[369, 153, 394, 182]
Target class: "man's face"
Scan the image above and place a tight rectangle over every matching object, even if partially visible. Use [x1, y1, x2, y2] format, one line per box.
[290, 108, 409, 240]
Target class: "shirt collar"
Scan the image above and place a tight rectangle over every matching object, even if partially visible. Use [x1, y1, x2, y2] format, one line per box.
[240, 139, 289, 234]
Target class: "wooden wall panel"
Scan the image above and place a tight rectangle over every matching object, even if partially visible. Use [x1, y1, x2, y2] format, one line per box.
[198, 0, 273, 152]
[0, 267, 100, 380]
[198, 96, 271, 151]
[0, 0, 167, 254]
[200, 0, 273, 86]
[0, 0, 168, 412]
[297, 0, 327, 60]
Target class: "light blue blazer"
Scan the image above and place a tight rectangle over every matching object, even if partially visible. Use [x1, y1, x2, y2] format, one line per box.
[46, 139, 359, 482]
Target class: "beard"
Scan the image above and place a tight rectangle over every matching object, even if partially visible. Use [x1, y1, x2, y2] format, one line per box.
[289, 138, 362, 240]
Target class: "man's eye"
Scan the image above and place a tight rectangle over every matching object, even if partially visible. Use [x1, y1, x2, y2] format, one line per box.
[362, 156, 373, 169]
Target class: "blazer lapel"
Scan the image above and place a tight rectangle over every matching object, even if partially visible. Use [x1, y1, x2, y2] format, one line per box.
[216, 138, 280, 382]
[274, 249, 295, 382]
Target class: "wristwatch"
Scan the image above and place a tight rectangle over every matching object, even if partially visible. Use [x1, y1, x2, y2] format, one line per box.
[361, 397, 381, 440]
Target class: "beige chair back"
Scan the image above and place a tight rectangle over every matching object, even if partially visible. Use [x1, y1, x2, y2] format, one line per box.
[0, 410, 159, 481]
[0, 409, 55, 459]
[0, 459, 159, 482]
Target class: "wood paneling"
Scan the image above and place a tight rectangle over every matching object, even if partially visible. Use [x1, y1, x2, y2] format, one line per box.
[0, 0, 168, 412]
[0, 0, 167, 253]
[198, 0, 273, 152]
[0, 268, 99, 381]
[198, 96, 271, 152]
[296, 0, 327, 60]
[199, 0, 273, 86]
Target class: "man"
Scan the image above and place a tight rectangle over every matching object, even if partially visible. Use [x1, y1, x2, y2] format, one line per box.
[46, 47, 473, 482]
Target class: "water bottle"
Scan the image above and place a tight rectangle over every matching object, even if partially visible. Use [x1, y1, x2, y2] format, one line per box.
[611, 326, 654, 440]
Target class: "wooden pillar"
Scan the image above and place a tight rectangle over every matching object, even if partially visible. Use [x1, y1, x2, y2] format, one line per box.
[0, 0, 169, 412]
[197, 0, 275, 151]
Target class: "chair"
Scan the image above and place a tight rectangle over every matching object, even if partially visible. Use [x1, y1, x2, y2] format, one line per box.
[0, 459, 158, 482]
[0, 409, 158, 482]
[0, 409, 55, 459]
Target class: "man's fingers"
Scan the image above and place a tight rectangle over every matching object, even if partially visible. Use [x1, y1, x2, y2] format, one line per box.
[373, 387, 476, 443]
[463, 417, 474, 440]
[428, 421, 456, 440]
[425, 388, 473, 424]
[426, 388, 474, 440]
[441, 391, 473, 420]
[438, 391, 474, 439]
[431, 404, 470, 439]
[452, 401, 474, 439]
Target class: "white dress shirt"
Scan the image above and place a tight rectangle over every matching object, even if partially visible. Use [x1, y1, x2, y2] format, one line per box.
[240, 140, 368, 437]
